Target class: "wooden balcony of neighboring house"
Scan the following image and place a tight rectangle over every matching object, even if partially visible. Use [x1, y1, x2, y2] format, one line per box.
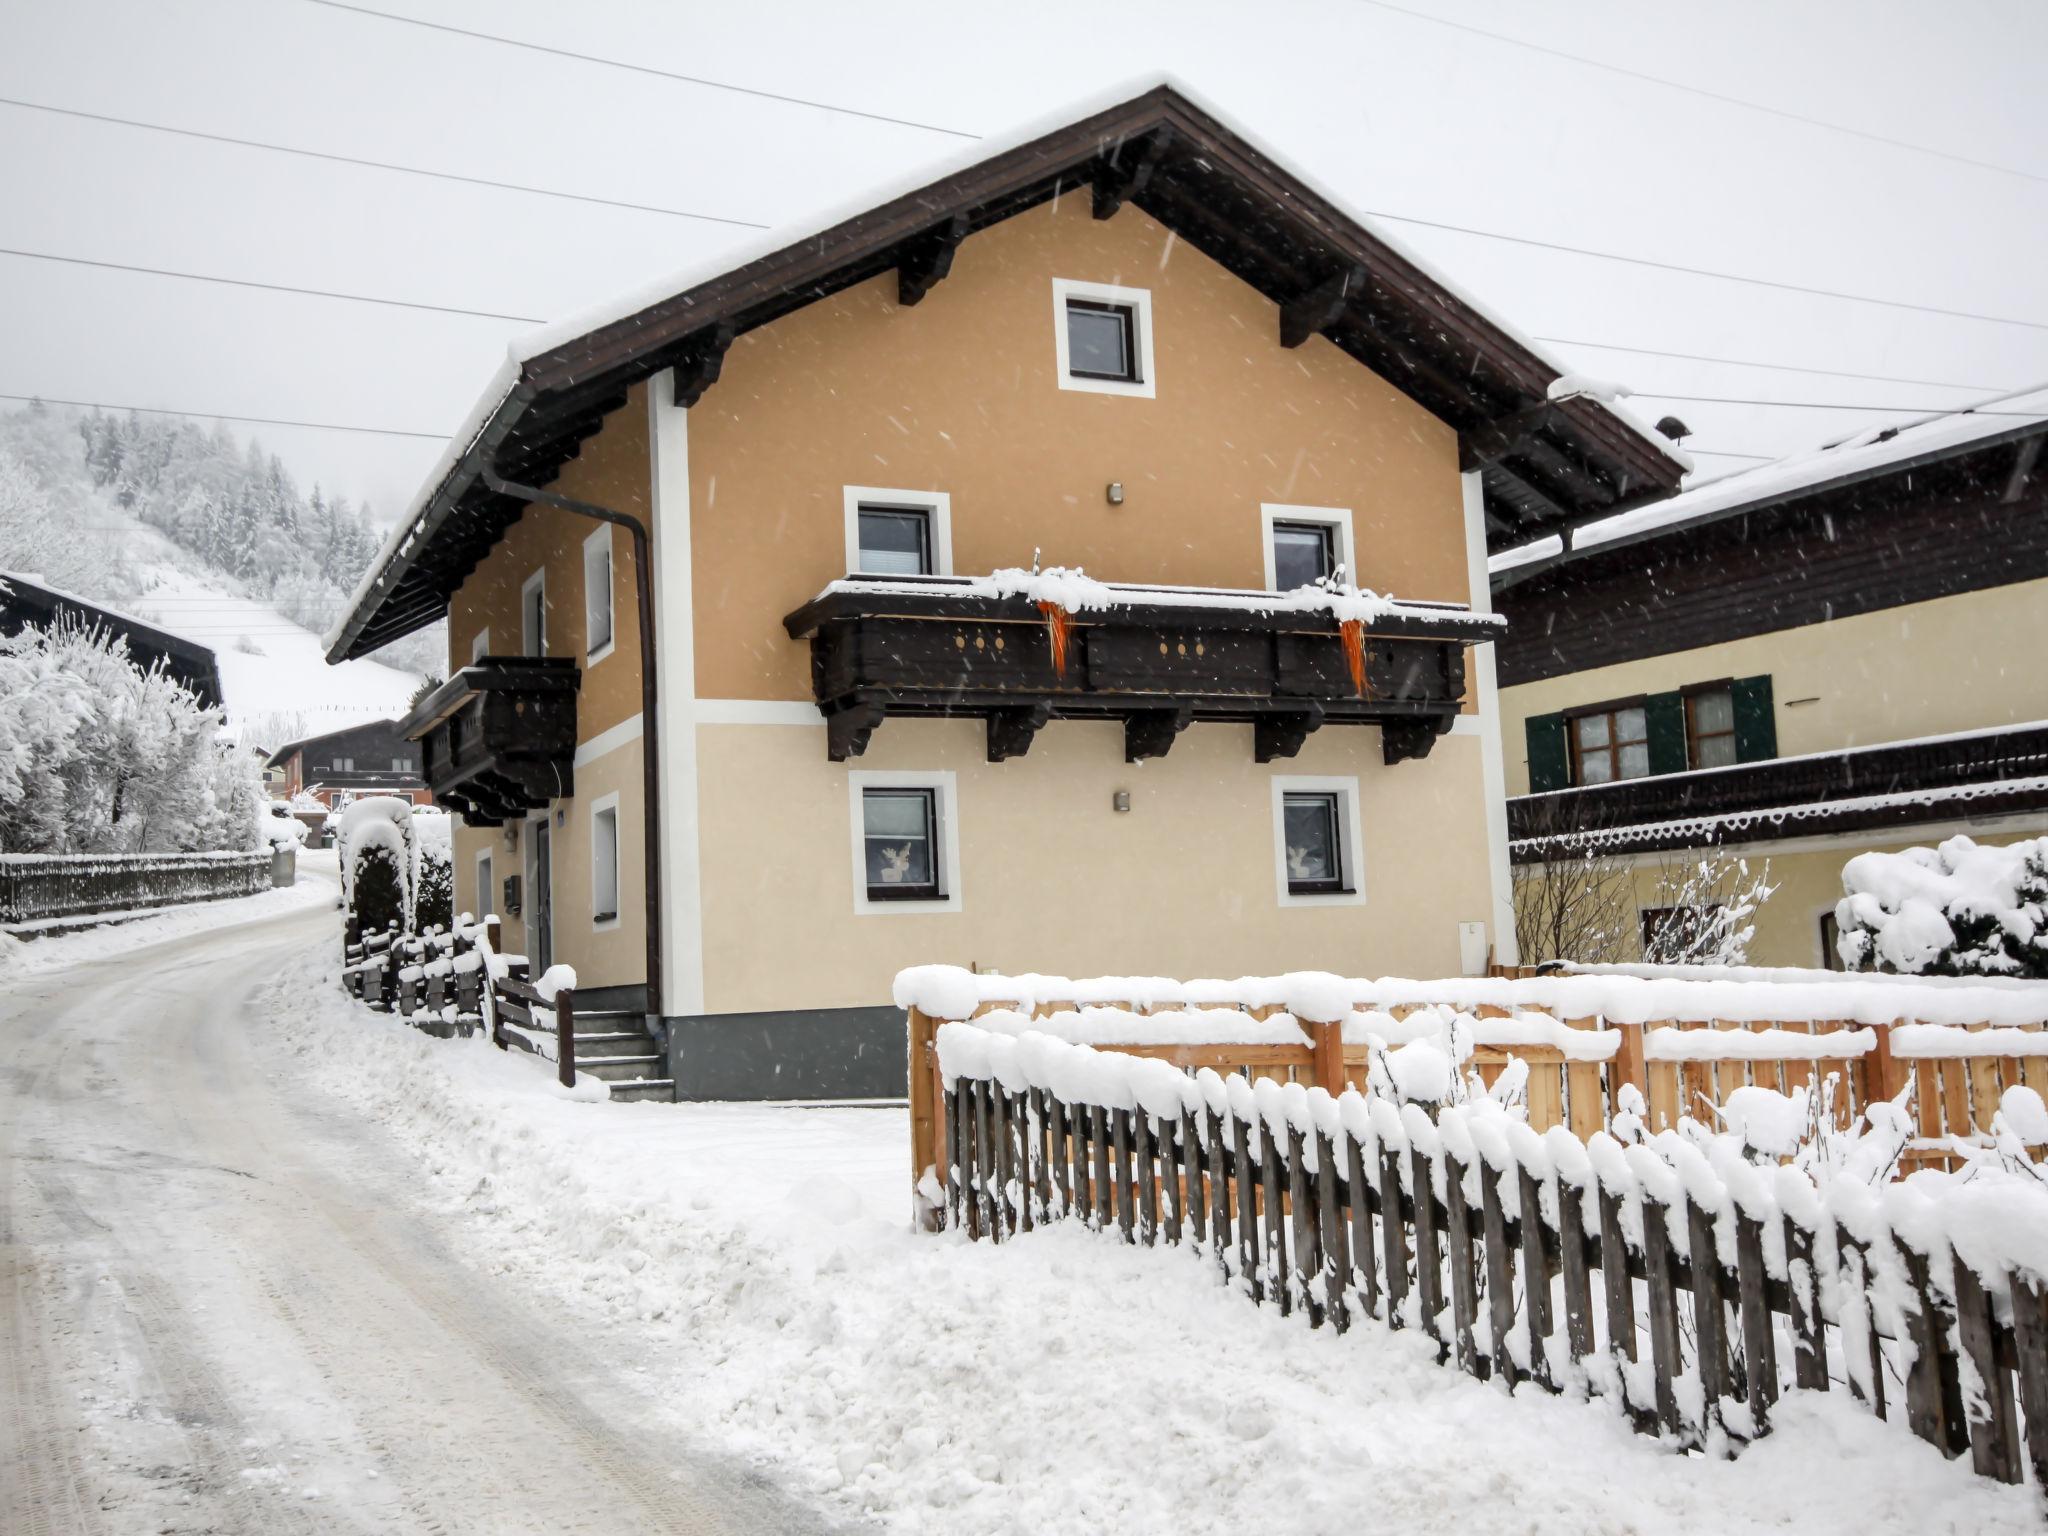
[781, 573, 1502, 765]
[399, 657, 581, 825]
[1508, 720, 2048, 860]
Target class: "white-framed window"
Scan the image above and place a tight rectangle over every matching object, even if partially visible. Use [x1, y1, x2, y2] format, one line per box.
[842, 486, 953, 578]
[1052, 278, 1156, 399]
[391, 757, 407, 772]
[475, 849, 495, 920]
[847, 769, 961, 915]
[582, 526, 615, 665]
[1260, 503, 1356, 592]
[590, 791, 621, 930]
[521, 568, 547, 658]
[470, 626, 491, 663]
[1270, 774, 1365, 908]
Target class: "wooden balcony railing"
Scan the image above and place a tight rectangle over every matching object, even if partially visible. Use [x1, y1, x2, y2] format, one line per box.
[399, 658, 580, 825]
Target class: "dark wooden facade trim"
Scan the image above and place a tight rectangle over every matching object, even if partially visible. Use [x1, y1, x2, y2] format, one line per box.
[398, 659, 581, 826]
[1508, 722, 2048, 860]
[784, 579, 1494, 765]
[328, 83, 1685, 664]
[1495, 432, 2048, 688]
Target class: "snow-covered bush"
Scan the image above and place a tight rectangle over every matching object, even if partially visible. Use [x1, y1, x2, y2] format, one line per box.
[0, 613, 261, 855]
[337, 796, 415, 935]
[411, 807, 452, 931]
[259, 799, 308, 849]
[1640, 851, 1776, 966]
[1835, 835, 2048, 979]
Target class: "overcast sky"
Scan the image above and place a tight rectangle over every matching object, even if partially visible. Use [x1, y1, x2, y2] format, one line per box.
[4, 0, 2045, 526]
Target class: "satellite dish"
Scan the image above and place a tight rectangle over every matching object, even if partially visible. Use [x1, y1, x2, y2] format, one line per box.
[1655, 415, 1691, 443]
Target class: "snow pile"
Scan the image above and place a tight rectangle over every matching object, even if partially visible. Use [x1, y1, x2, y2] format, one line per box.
[1836, 835, 2048, 979]
[254, 944, 2039, 1533]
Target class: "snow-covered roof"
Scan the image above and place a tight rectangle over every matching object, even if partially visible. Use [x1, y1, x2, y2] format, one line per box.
[1491, 381, 2048, 579]
[329, 75, 1689, 663]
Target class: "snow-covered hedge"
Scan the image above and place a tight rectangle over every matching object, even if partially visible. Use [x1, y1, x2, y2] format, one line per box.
[1836, 835, 2048, 979]
[337, 795, 415, 935]
[411, 808, 452, 931]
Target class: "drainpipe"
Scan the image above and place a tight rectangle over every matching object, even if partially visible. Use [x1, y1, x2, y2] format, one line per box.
[482, 472, 664, 1027]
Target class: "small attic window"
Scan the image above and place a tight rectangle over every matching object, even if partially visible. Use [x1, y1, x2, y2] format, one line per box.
[1052, 279, 1155, 399]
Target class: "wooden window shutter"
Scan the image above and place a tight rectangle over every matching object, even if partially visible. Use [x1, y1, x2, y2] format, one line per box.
[1645, 691, 1688, 776]
[1525, 712, 1569, 792]
[1731, 675, 1777, 762]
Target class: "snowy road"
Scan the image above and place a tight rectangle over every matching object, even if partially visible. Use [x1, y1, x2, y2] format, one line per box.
[0, 879, 826, 1535]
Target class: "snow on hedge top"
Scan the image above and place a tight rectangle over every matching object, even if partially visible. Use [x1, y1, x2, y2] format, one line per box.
[1492, 381, 2048, 576]
[1836, 834, 2048, 978]
[809, 568, 1502, 630]
[894, 963, 2048, 1028]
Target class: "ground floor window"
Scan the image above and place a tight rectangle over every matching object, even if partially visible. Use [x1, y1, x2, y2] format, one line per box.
[848, 771, 960, 914]
[1819, 909, 1845, 971]
[1640, 903, 1723, 962]
[475, 849, 494, 921]
[1270, 775, 1365, 906]
[591, 794, 620, 927]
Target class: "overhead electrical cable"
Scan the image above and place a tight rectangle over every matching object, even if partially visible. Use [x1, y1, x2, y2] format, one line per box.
[0, 392, 451, 439]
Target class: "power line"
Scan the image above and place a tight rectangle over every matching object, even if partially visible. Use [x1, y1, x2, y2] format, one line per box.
[0, 392, 449, 440]
[1630, 391, 2048, 415]
[1683, 449, 1775, 462]
[301, 0, 980, 140]
[1530, 336, 1999, 394]
[0, 248, 543, 324]
[0, 97, 771, 231]
[1351, 0, 2048, 186]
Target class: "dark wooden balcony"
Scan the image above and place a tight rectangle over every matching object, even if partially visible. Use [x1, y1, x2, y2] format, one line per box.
[782, 575, 1502, 764]
[1509, 721, 2048, 859]
[399, 658, 581, 825]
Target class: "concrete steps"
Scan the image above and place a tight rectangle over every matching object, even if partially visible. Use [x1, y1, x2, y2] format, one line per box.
[567, 1009, 673, 1102]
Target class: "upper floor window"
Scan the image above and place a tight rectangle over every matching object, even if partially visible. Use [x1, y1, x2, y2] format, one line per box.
[1052, 278, 1155, 399]
[1569, 703, 1648, 786]
[583, 527, 615, 663]
[843, 487, 952, 578]
[1261, 505, 1355, 592]
[1686, 685, 1737, 770]
[390, 757, 407, 772]
[521, 569, 547, 658]
[334, 756, 355, 772]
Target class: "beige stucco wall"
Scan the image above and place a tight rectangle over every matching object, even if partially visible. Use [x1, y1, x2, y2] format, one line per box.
[682, 193, 1472, 703]
[695, 718, 1495, 1014]
[1498, 576, 2048, 795]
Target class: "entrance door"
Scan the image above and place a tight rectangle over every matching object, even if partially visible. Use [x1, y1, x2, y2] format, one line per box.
[529, 818, 553, 972]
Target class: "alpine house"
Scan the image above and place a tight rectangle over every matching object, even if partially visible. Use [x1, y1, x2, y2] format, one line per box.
[326, 78, 1689, 1100]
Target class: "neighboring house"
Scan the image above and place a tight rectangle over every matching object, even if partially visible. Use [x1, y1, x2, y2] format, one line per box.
[325, 78, 1687, 1100]
[266, 720, 430, 811]
[1494, 386, 2048, 968]
[0, 569, 224, 708]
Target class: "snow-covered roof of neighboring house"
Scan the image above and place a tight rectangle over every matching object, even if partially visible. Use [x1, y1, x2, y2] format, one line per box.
[1491, 381, 2048, 581]
[327, 75, 1690, 664]
[0, 568, 224, 707]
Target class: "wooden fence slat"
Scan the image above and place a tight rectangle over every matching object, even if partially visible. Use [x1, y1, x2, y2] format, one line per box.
[1899, 1242, 1946, 1451]
[1687, 1197, 1731, 1426]
[1315, 1128, 1349, 1333]
[1479, 1160, 1516, 1385]
[1207, 1107, 1232, 1283]
[1234, 1113, 1262, 1303]
[942, 1086, 962, 1234]
[1642, 1197, 1685, 1438]
[1347, 1133, 1381, 1322]
[1262, 1122, 1290, 1318]
[1566, 1061, 1604, 1141]
[1134, 1111, 1159, 1246]
[2011, 1273, 2048, 1492]
[1159, 1115, 1183, 1247]
[1518, 1166, 1553, 1390]
[1112, 1108, 1137, 1245]
[1091, 1104, 1115, 1233]
[1785, 1216, 1827, 1391]
[1071, 1098, 1092, 1221]
[1025, 1087, 1048, 1230]
[1288, 1125, 1322, 1326]
[1838, 1229, 1886, 1419]
[1380, 1147, 1410, 1329]
[975, 1080, 1001, 1242]
[1734, 1212, 1777, 1422]
[1557, 1182, 1595, 1370]
[1181, 1108, 1205, 1247]
[1904, 1242, 1969, 1457]
[1411, 1148, 1444, 1345]
[1445, 1154, 1483, 1378]
[993, 1089, 1017, 1237]
[1051, 1096, 1072, 1221]
[1952, 1256, 2021, 1484]
[1597, 1184, 1637, 1382]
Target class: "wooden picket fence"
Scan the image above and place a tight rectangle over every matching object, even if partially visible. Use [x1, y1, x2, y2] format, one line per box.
[340, 913, 577, 1087]
[932, 1020, 2048, 1489]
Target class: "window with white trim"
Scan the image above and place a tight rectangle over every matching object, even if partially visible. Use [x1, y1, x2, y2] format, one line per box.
[1270, 775, 1365, 907]
[1261, 504, 1356, 592]
[842, 487, 952, 577]
[583, 526, 614, 663]
[521, 569, 547, 658]
[590, 794, 620, 927]
[475, 850, 494, 920]
[1052, 278, 1155, 398]
[847, 770, 962, 915]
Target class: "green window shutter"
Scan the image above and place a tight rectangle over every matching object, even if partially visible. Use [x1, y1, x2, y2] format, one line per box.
[1731, 675, 1777, 761]
[1645, 691, 1688, 775]
[1525, 712, 1569, 792]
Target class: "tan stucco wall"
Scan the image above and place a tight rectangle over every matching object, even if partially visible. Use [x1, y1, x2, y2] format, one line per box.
[451, 738, 646, 984]
[695, 718, 1495, 1014]
[682, 193, 1471, 703]
[1498, 576, 2048, 795]
[445, 383, 651, 745]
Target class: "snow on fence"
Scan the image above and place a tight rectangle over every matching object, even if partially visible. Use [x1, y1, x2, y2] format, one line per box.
[931, 1018, 2048, 1486]
[340, 912, 580, 1088]
[0, 849, 274, 928]
[896, 967, 2048, 1201]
